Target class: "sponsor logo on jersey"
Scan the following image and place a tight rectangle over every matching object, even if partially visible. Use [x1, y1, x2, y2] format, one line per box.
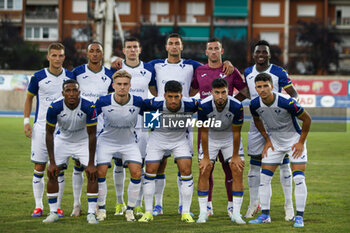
[45, 80, 52, 84]
[82, 76, 88, 79]
[201, 73, 207, 78]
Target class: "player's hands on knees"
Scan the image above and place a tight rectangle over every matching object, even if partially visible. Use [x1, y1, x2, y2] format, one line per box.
[86, 163, 97, 181]
[262, 139, 274, 158]
[222, 60, 234, 75]
[292, 142, 304, 159]
[111, 58, 123, 71]
[47, 163, 58, 179]
[230, 155, 244, 172]
[24, 124, 32, 138]
[199, 158, 212, 175]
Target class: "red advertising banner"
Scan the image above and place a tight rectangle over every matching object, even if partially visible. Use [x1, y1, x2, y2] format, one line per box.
[290, 80, 348, 96]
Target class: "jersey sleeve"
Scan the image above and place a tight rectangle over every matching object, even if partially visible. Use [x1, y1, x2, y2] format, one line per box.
[146, 59, 164, 67]
[271, 65, 292, 89]
[27, 75, 39, 96]
[65, 69, 76, 80]
[144, 63, 156, 87]
[184, 98, 200, 113]
[197, 104, 208, 122]
[105, 68, 115, 93]
[249, 98, 260, 118]
[243, 66, 253, 84]
[232, 103, 244, 126]
[142, 97, 163, 111]
[191, 68, 200, 89]
[185, 59, 202, 71]
[284, 98, 304, 117]
[81, 99, 98, 126]
[94, 95, 111, 116]
[231, 68, 247, 91]
[46, 102, 62, 126]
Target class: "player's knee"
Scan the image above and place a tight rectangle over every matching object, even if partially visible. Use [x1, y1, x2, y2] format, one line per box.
[35, 163, 45, 172]
[179, 168, 191, 176]
[97, 166, 107, 178]
[231, 167, 243, 177]
[74, 160, 81, 167]
[130, 169, 141, 179]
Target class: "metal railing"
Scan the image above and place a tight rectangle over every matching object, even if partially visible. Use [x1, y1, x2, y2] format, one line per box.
[25, 11, 58, 19]
[140, 14, 210, 24]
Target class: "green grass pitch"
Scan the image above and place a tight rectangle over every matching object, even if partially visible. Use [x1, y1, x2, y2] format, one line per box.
[0, 117, 349, 232]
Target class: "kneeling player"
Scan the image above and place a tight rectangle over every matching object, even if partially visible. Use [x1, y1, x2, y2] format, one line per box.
[248, 73, 311, 228]
[43, 79, 98, 224]
[196, 78, 245, 224]
[94, 70, 143, 222]
[138, 80, 199, 223]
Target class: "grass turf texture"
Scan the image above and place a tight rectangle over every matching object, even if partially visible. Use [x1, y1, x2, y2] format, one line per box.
[0, 117, 349, 232]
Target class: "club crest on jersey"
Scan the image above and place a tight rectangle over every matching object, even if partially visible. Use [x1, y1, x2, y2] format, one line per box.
[129, 108, 135, 114]
[77, 112, 83, 118]
[140, 70, 146, 76]
[225, 113, 232, 118]
[274, 109, 281, 115]
[219, 73, 227, 79]
[179, 64, 186, 69]
[101, 76, 107, 82]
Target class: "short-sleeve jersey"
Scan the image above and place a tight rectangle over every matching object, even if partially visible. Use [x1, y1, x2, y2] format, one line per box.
[46, 97, 97, 142]
[95, 94, 143, 145]
[148, 59, 201, 97]
[244, 64, 292, 100]
[27, 68, 75, 126]
[192, 64, 247, 99]
[198, 95, 243, 141]
[249, 92, 305, 150]
[143, 96, 199, 142]
[73, 64, 114, 102]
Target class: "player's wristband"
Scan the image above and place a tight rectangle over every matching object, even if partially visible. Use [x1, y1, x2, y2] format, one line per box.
[24, 117, 30, 125]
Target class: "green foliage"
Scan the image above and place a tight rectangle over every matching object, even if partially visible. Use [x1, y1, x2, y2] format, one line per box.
[0, 19, 44, 70]
[296, 20, 341, 74]
[0, 118, 349, 232]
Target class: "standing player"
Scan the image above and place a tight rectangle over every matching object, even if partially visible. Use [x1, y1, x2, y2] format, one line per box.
[196, 78, 245, 224]
[244, 40, 299, 220]
[42, 80, 98, 224]
[24, 43, 74, 217]
[138, 81, 199, 223]
[248, 73, 311, 228]
[111, 37, 157, 216]
[191, 38, 248, 217]
[70, 41, 114, 217]
[94, 70, 143, 222]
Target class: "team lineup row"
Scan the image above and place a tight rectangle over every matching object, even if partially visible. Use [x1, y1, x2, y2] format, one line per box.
[23, 33, 310, 228]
